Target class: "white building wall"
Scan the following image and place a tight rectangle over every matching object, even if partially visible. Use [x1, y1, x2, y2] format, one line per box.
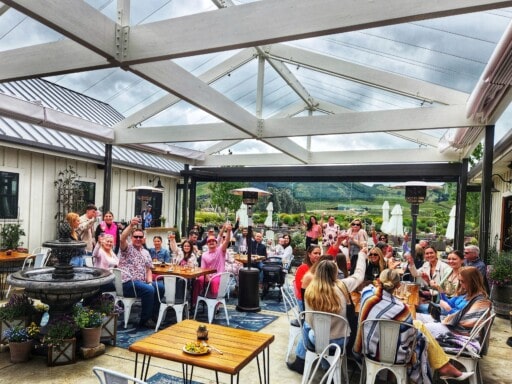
[491, 169, 512, 251]
[0, 146, 178, 251]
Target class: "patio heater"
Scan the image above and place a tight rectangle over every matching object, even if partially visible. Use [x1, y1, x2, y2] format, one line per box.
[230, 187, 271, 312]
[395, 181, 442, 258]
[404, 184, 427, 258]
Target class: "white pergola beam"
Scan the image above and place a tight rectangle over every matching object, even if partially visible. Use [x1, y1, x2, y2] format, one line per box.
[3, 0, 118, 59]
[131, 61, 259, 135]
[264, 105, 480, 136]
[114, 49, 256, 131]
[122, 0, 512, 63]
[267, 44, 469, 105]
[199, 147, 460, 167]
[0, 40, 111, 81]
[115, 105, 473, 144]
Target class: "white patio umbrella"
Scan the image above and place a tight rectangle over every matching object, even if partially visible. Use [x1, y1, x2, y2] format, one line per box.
[445, 205, 456, 240]
[380, 201, 390, 234]
[387, 204, 404, 237]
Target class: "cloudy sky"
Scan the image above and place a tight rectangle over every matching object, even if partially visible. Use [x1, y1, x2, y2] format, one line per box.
[1, 0, 512, 155]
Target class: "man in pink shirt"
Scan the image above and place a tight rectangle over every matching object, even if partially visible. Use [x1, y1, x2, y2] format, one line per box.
[192, 222, 233, 307]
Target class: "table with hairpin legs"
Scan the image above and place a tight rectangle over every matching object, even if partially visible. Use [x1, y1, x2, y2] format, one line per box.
[129, 319, 274, 384]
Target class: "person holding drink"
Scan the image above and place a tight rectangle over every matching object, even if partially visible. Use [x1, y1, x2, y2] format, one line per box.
[169, 231, 198, 267]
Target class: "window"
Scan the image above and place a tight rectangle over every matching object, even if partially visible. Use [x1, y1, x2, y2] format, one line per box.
[77, 181, 96, 206]
[0, 172, 19, 219]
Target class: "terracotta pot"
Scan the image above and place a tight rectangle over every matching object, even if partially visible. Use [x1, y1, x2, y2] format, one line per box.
[81, 327, 102, 348]
[9, 340, 32, 363]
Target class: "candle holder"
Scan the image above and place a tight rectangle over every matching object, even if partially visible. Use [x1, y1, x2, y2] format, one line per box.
[197, 325, 208, 341]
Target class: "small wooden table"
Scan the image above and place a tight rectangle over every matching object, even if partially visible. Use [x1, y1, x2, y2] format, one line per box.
[129, 319, 274, 384]
[151, 265, 216, 279]
[0, 251, 33, 299]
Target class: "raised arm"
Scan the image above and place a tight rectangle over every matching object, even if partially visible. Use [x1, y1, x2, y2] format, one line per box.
[120, 217, 139, 251]
[221, 223, 233, 252]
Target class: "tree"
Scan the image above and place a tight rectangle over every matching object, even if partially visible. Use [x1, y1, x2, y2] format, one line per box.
[54, 165, 85, 229]
[208, 182, 247, 214]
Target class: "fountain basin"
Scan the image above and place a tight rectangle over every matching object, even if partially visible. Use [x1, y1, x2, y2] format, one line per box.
[7, 267, 114, 314]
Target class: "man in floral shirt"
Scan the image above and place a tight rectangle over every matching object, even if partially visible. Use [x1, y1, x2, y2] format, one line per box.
[321, 215, 340, 253]
[119, 217, 162, 329]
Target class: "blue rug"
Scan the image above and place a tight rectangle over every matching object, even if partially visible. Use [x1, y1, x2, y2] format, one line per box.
[147, 372, 202, 383]
[116, 306, 278, 349]
[227, 285, 292, 313]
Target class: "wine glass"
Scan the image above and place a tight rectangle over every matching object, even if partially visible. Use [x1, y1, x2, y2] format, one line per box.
[239, 245, 247, 255]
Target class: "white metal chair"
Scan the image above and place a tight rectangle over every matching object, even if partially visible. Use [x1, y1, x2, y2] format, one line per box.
[300, 310, 350, 384]
[281, 284, 302, 363]
[154, 275, 189, 331]
[441, 309, 496, 384]
[359, 319, 417, 384]
[6, 247, 51, 298]
[305, 343, 343, 384]
[194, 272, 232, 325]
[103, 268, 141, 329]
[92, 366, 147, 384]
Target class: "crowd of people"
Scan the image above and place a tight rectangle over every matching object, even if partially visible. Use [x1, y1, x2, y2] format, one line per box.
[61, 207, 492, 381]
[285, 213, 492, 383]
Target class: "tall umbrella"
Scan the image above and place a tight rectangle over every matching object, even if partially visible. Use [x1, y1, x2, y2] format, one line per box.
[380, 201, 390, 234]
[387, 204, 404, 237]
[445, 205, 456, 240]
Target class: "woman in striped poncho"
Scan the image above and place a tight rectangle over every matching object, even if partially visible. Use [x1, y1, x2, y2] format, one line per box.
[354, 269, 473, 382]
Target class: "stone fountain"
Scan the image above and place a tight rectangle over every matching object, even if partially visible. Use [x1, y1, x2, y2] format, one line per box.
[6, 223, 114, 315]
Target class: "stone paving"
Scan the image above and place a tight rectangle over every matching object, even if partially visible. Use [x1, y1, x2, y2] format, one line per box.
[0, 297, 510, 383]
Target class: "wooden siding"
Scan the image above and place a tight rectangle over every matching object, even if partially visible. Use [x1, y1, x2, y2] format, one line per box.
[0, 145, 177, 252]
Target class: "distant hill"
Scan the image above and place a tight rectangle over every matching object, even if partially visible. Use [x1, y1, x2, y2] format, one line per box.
[196, 181, 450, 209]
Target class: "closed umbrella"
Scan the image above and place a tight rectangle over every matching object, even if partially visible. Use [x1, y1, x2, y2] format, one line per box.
[445, 205, 456, 240]
[387, 204, 404, 237]
[381, 201, 390, 234]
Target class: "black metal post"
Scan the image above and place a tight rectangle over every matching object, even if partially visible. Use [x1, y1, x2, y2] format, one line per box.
[102, 144, 112, 212]
[410, 203, 419, 258]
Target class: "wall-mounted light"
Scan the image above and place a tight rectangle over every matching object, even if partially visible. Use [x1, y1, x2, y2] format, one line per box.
[149, 176, 164, 189]
[492, 174, 512, 185]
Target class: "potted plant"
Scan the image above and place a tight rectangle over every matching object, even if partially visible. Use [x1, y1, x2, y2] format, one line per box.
[160, 216, 166, 227]
[488, 250, 512, 316]
[73, 305, 103, 348]
[0, 223, 26, 251]
[3, 322, 39, 363]
[0, 293, 37, 344]
[44, 314, 78, 366]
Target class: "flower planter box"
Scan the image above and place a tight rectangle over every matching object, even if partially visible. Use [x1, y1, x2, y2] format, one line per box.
[100, 313, 118, 346]
[0, 318, 29, 345]
[47, 338, 76, 366]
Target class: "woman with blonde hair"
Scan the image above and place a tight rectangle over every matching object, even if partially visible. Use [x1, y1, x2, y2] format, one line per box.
[287, 249, 367, 374]
[65, 212, 85, 266]
[92, 233, 119, 269]
[363, 246, 386, 285]
[65, 212, 80, 240]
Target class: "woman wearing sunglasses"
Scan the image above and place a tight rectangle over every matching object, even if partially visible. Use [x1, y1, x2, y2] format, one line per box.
[362, 247, 386, 287]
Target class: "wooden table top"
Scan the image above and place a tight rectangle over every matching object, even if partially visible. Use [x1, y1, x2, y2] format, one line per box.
[234, 254, 266, 264]
[151, 265, 216, 279]
[129, 319, 274, 375]
[0, 251, 33, 263]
